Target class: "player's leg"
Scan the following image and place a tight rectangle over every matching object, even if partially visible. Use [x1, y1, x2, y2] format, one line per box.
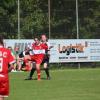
[0, 97, 4, 100]
[25, 55, 36, 80]
[29, 62, 36, 78]
[44, 62, 51, 80]
[25, 61, 32, 71]
[35, 55, 45, 80]
[36, 64, 41, 80]
[0, 78, 9, 100]
[24, 55, 31, 60]
[22, 58, 31, 71]
[25, 62, 36, 80]
[17, 59, 23, 71]
[43, 56, 51, 80]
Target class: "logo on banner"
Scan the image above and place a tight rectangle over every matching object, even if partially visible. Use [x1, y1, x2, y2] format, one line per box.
[58, 42, 88, 55]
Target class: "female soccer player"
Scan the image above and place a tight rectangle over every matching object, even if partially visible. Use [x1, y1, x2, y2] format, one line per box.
[26, 35, 53, 80]
[41, 34, 53, 79]
[25, 37, 48, 80]
[0, 36, 15, 100]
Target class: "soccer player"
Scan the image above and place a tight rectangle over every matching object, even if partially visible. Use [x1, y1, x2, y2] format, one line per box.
[0, 36, 15, 100]
[41, 34, 53, 79]
[26, 34, 53, 80]
[17, 47, 31, 71]
[25, 37, 48, 80]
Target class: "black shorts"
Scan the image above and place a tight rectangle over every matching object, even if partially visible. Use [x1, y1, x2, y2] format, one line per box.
[42, 55, 49, 64]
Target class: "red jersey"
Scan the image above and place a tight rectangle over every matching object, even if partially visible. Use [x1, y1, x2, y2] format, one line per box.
[32, 43, 48, 55]
[0, 45, 15, 97]
[30, 43, 48, 64]
[0, 46, 15, 76]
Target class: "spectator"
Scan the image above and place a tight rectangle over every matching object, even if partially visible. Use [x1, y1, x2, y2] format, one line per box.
[8, 46, 17, 72]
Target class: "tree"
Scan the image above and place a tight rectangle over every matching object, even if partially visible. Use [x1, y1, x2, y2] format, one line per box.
[0, 0, 100, 39]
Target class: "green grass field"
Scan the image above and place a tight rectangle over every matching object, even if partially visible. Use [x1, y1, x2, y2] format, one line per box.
[6, 68, 100, 100]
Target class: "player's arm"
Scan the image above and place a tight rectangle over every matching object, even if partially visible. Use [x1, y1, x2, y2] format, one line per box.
[49, 45, 54, 49]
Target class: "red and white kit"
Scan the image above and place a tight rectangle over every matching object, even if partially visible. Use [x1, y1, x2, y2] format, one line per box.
[0, 46, 15, 97]
[30, 43, 48, 64]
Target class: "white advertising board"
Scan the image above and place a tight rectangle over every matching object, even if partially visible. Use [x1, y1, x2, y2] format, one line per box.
[49, 39, 100, 63]
[4, 39, 100, 63]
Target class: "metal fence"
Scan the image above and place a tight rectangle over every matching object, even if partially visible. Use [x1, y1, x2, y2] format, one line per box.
[0, 0, 100, 68]
[0, 0, 99, 39]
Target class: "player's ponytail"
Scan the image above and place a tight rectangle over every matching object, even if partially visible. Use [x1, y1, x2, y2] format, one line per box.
[0, 35, 4, 46]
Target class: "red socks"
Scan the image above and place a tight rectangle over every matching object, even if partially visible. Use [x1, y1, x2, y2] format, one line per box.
[37, 69, 41, 80]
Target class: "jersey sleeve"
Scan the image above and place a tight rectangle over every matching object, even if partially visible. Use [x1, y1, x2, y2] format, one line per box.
[8, 50, 15, 64]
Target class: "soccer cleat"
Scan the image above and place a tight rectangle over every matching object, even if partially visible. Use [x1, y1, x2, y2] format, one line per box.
[47, 76, 51, 80]
[37, 78, 41, 81]
[25, 77, 33, 80]
[11, 69, 17, 72]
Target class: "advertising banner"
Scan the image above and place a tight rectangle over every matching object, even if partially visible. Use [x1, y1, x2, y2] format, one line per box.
[49, 39, 100, 63]
[4, 39, 100, 63]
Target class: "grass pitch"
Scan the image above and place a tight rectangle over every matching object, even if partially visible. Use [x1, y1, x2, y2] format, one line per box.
[6, 68, 100, 100]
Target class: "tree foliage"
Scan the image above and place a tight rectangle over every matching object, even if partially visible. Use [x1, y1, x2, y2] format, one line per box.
[0, 0, 100, 39]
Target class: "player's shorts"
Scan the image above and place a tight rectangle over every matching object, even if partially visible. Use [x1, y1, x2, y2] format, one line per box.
[0, 75, 9, 97]
[42, 55, 49, 63]
[30, 54, 44, 64]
